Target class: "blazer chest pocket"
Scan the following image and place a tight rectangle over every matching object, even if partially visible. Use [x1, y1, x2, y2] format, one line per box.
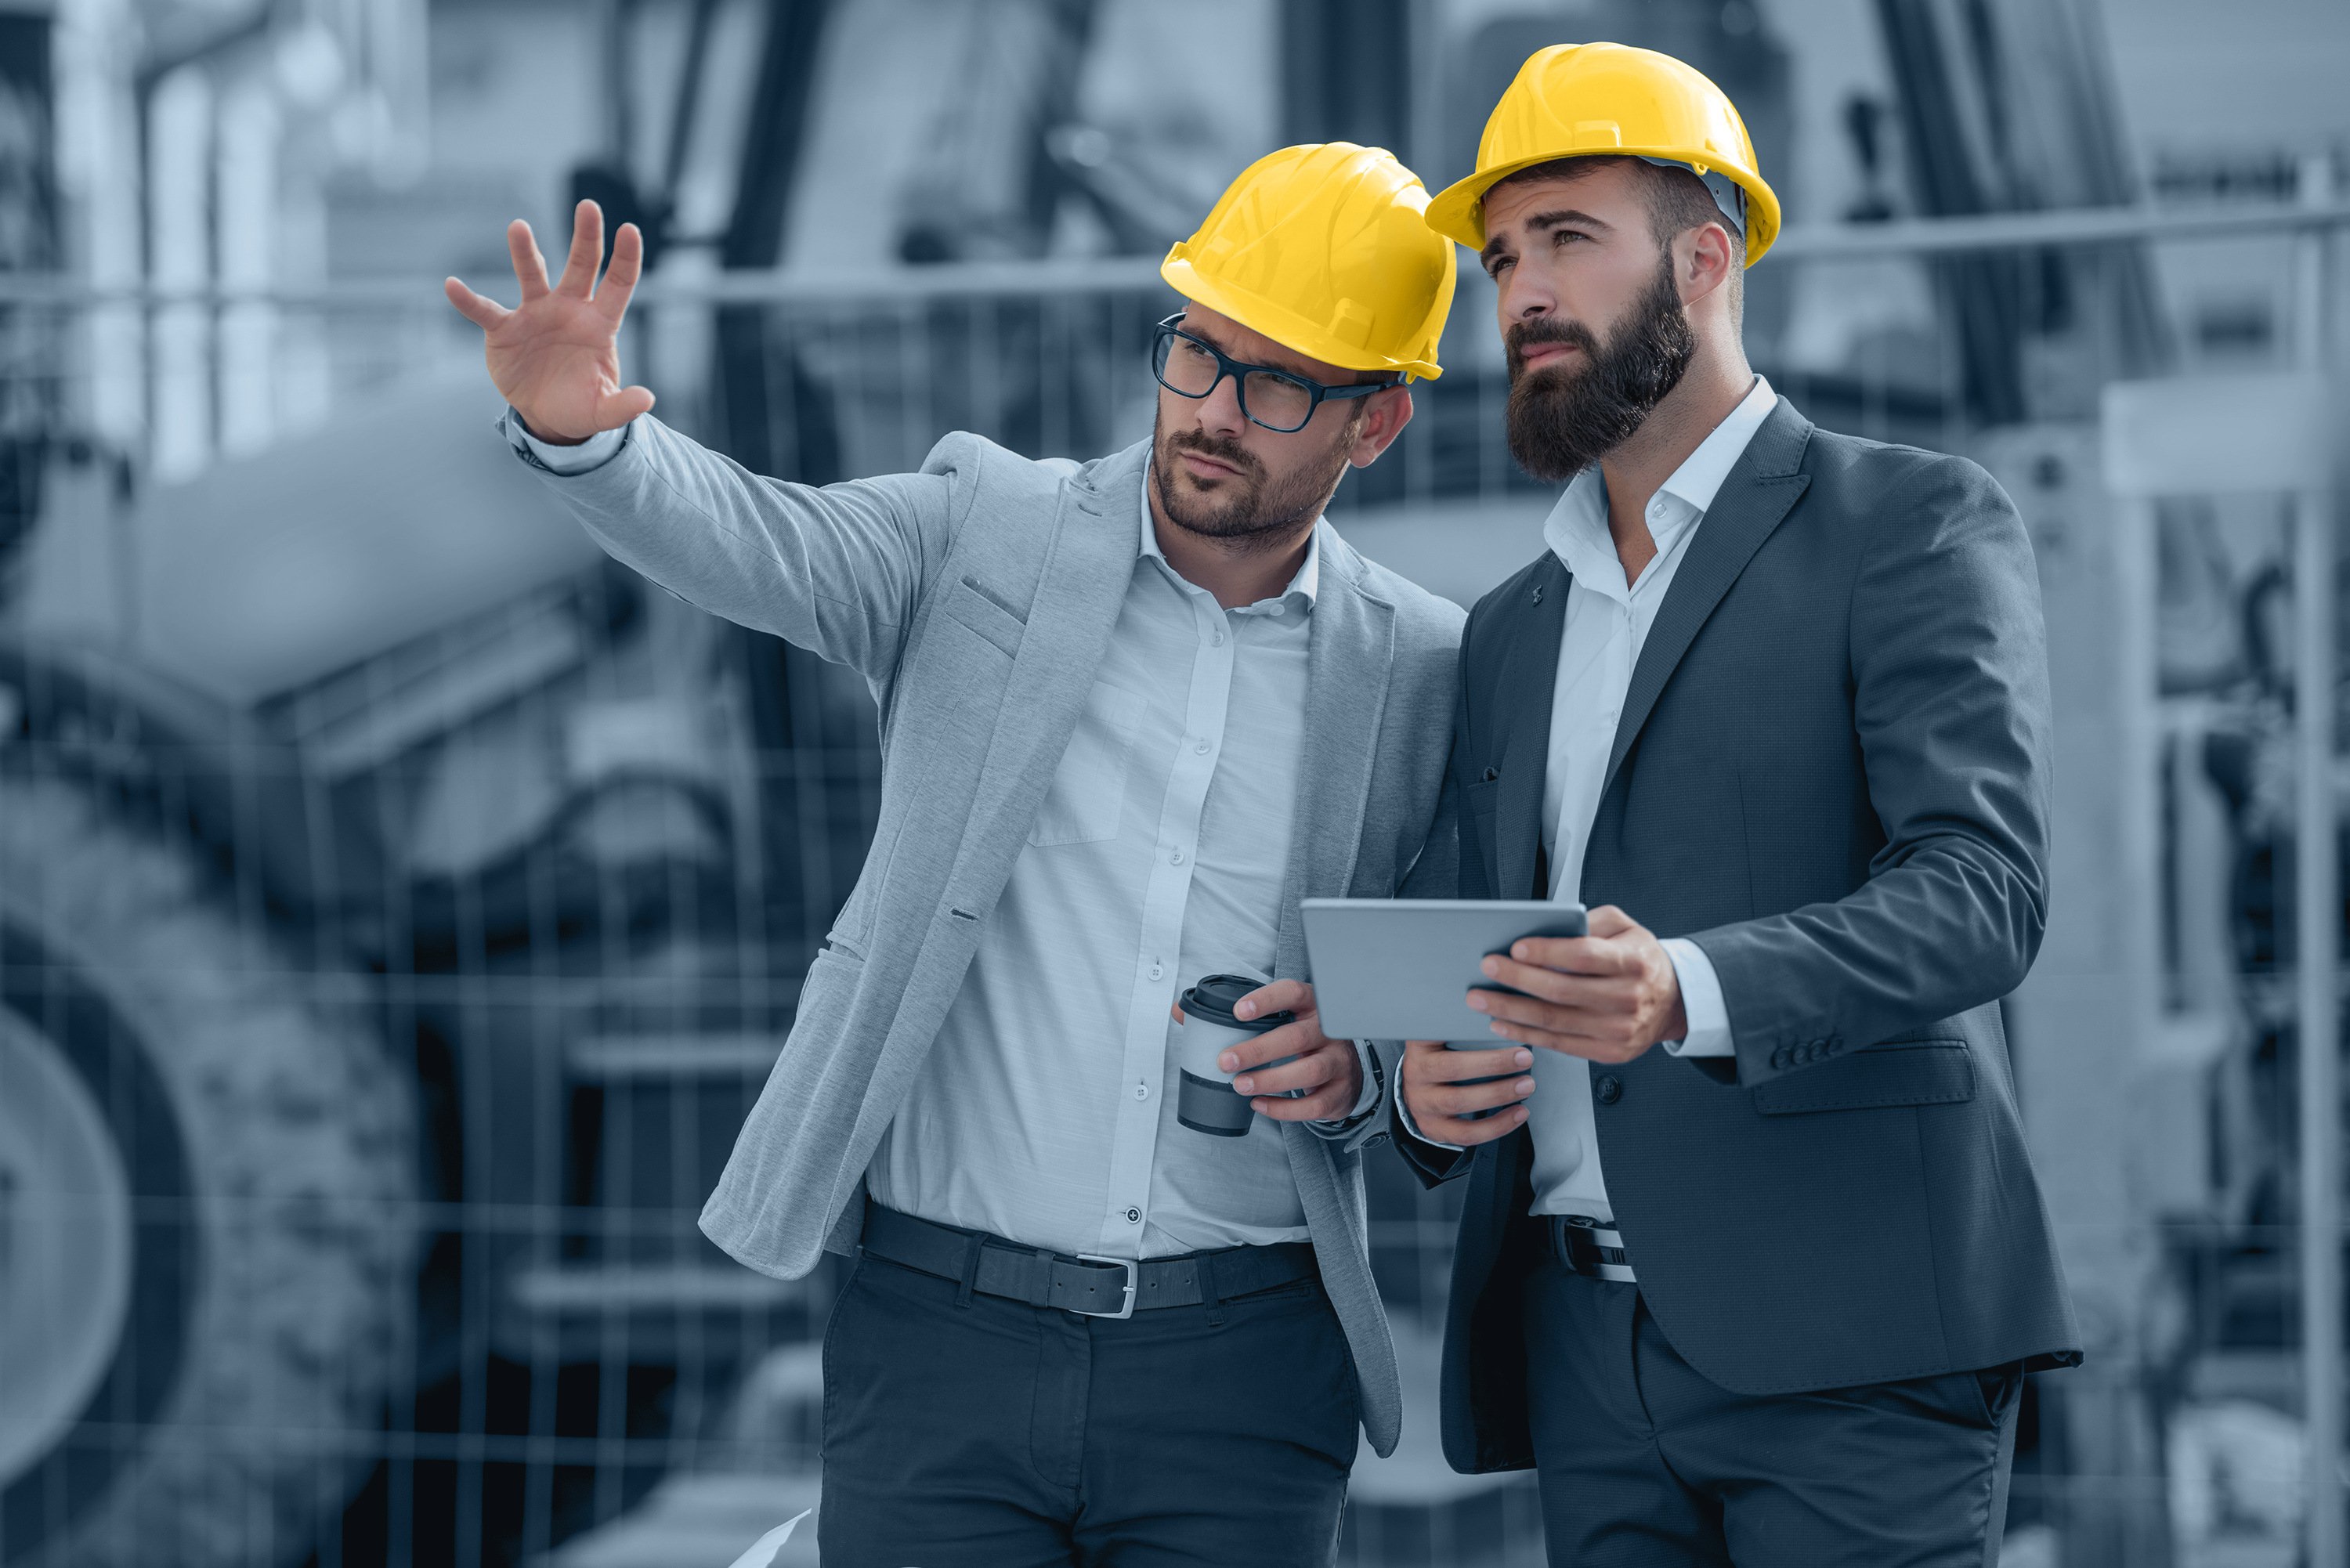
[940, 575, 1027, 659]
[1029, 682, 1151, 847]
[1466, 770, 1501, 816]
[1751, 1039, 1975, 1115]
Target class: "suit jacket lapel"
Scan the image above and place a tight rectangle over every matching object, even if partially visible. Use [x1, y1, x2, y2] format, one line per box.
[1600, 402, 1814, 797]
[952, 446, 1141, 894]
[1493, 556, 1570, 900]
[1275, 523, 1394, 977]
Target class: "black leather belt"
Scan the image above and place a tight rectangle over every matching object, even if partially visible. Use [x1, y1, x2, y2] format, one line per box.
[861, 1202, 1318, 1320]
[1545, 1214, 1637, 1283]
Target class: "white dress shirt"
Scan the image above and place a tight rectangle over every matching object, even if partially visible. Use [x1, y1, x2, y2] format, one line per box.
[1523, 377, 1773, 1219]
[520, 422, 1374, 1258]
[1397, 379, 1772, 1219]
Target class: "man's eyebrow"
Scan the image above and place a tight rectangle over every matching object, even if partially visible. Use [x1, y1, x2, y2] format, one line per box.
[1482, 206, 1615, 265]
[1183, 320, 1328, 382]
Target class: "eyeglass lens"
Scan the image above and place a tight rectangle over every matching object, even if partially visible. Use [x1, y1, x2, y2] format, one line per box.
[1155, 332, 1317, 432]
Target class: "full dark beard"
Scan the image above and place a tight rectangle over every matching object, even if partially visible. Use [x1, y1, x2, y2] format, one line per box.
[1504, 251, 1697, 484]
[1152, 419, 1355, 554]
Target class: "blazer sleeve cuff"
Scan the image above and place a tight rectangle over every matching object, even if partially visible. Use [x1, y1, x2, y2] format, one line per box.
[1390, 1087, 1475, 1187]
[1392, 1102, 1473, 1186]
[1308, 1040, 1386, 1147]
[502, 407, 631, 475]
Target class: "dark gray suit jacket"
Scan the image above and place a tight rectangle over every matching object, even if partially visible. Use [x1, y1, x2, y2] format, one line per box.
[1400, 397, 2082, 1476]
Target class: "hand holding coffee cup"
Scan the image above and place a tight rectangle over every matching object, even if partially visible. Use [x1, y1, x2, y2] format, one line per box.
[1171, 976, 1362, 1130]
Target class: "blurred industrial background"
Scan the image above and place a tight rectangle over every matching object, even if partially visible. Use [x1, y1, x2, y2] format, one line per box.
[0, 0, 2344, 1565]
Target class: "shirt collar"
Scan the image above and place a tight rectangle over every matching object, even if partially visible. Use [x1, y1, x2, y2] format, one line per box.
[1137, 459, 1321, 611]
[1655, 374, 1778, 515]
[1543, 375, 1778, 595]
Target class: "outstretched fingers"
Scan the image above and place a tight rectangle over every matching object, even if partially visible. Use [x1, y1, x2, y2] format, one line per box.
[555, 200, 605, 298]
[443, 276, 510, 331]
[508, 219, 551, 300]
[595, 222, 645, 323]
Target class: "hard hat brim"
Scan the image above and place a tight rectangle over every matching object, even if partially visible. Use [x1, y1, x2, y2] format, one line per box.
[1161, 253, 1445, 381]
[1426, 151, 1781, 268]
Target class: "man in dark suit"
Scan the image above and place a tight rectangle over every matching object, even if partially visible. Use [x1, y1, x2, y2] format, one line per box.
[1394, 44, 2081, 1567]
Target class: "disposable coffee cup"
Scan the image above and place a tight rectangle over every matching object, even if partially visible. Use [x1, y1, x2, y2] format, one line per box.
[1174, 973, 1296, 1137]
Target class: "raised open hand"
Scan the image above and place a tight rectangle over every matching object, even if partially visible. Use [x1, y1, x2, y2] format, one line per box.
[444, 200, 654, 444]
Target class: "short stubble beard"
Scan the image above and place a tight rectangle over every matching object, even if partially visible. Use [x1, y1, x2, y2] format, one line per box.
[1504, 247, 1697, 484]
[1152, 414, 1360, 555]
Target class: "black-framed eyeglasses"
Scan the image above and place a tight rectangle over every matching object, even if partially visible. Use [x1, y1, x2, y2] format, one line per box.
[1149, 313, 1398, 434]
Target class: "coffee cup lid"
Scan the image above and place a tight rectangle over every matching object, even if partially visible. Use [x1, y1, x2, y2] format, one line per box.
[1179, 973, 1294, 1031]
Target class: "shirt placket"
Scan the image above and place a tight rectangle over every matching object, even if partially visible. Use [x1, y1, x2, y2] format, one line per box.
[1097, 580, 1236, 1253]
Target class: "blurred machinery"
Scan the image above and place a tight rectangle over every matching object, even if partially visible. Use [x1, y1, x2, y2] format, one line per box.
[1, 374, 835, 1566]
[0, 6, 880, 1566]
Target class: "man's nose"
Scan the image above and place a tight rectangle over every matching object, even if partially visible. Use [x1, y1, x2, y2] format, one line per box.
[1197, 372, 1249, 438]
[1498, 269, 1554, 326]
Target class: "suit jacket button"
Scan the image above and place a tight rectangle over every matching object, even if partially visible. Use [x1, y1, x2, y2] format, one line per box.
[1770, 1049, 1791, 1069]
[1595, 1075, 1623, 1105]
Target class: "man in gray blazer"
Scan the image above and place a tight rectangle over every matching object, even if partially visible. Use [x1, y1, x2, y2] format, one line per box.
[446, 141, 1461, 1566]
[1394, 45, 2081, 1567]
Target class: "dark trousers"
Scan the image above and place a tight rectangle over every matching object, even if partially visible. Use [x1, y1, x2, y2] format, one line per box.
[1524, 1255, 2021, 1567]
[818, 1248, 1361, 1567]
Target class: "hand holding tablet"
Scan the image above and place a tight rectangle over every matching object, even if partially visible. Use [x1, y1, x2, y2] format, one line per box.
[1298, 898, 1589, 1042]
[1302, 898, 1589, 1142]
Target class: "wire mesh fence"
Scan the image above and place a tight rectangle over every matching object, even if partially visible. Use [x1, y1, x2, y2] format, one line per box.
[0, 200, 2344, 1568]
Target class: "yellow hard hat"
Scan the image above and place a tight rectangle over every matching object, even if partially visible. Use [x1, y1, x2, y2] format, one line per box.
[1162, 142, 1455, 381]
[1426, 42, 1781, 267]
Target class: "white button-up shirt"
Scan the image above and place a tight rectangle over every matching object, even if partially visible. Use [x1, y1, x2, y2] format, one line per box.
[1522, 377, 1773, 1220]
[870, 470, 1364, 1256]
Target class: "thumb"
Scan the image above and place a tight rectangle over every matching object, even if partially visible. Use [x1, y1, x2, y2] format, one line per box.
[1584, 904, 1636, 938]
[593, 384, 656, 431]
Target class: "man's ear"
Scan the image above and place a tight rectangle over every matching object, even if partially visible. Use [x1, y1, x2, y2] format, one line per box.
[1681, 222, 1736, 309]
[1348, 386, 1415, 469]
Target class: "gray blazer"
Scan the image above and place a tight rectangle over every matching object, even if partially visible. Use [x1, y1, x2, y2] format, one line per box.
[507, 413, 1463, 1456]
[1398, 399, 2081, 1474]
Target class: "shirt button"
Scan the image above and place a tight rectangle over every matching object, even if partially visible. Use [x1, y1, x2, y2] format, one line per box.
[1170, 848, 1185, 865]
[1194, 739, 1210, 754]
[1148, 962, 1164, 981]
[1212, 630, 1225, 646]
[1126, 1207, 1142, 1223]
[1134, 1082, 1150, 1100]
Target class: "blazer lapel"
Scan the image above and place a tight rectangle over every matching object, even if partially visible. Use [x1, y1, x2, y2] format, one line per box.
[949, 446, 1141, 894]
[1600, 402, 1814, 796]
[1275, 523, 1394, 978]
[1493, 556, 1570, 901]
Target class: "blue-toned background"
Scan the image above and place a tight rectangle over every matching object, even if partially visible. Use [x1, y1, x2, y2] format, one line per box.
[0, 2, 2345, 1564]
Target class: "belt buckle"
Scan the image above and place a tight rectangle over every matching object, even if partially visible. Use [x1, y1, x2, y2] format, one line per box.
[1560, 1217, 1639, 1284]
[1074, 1255, 1139, 1320]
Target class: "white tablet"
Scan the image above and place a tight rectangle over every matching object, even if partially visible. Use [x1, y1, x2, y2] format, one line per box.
[1300, 898, 1589, 1042]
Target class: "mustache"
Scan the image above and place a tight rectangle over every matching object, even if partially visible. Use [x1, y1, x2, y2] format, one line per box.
[1505, 316, 1600, 378]
[1163, 428, 1262, 478]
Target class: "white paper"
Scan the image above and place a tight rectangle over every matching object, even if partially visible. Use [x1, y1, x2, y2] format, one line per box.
[723, 1508, 812, 1568]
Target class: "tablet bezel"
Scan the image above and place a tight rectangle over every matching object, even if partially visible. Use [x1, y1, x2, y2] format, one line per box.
[1300, 898, 1590, 1042]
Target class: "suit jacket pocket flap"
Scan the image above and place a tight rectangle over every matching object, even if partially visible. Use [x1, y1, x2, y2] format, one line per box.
[1751, 1040, 1974, 1115]
[940, 576, 1027, 657]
